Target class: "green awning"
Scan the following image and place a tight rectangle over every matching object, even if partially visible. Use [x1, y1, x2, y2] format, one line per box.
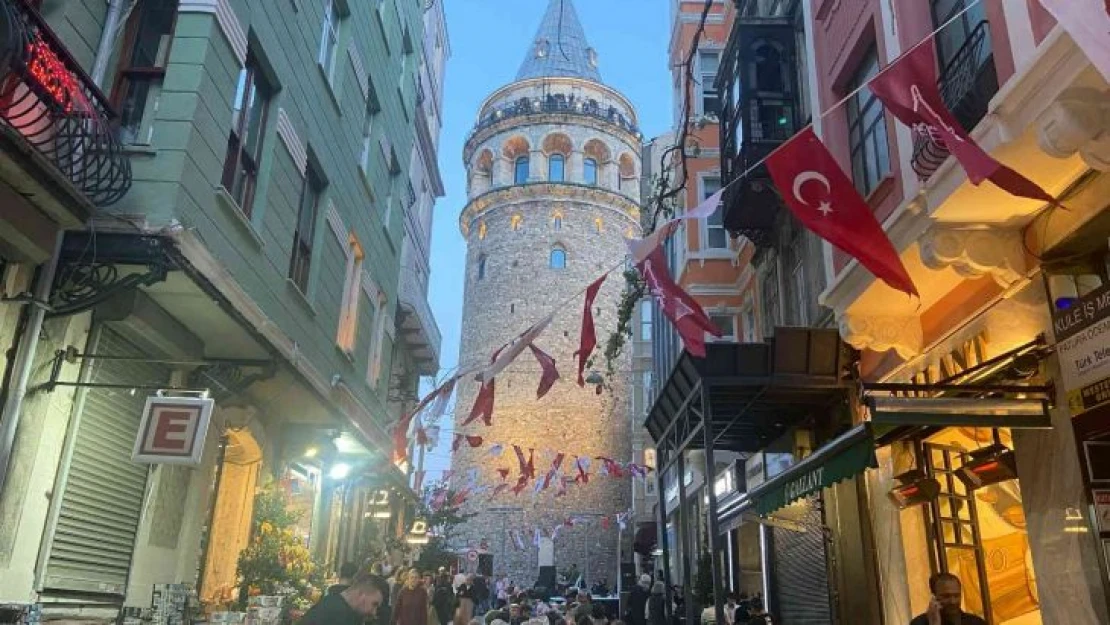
[748, 423, 877, 516]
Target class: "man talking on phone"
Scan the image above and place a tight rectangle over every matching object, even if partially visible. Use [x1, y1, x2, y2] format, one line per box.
[910, 573, 986, 625]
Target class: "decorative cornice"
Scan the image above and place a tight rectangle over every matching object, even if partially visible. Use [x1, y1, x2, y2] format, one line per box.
[919, 226, 1025, 288]
[463, 111, 641, 163]
[1036, 86, 1110, 171]
[458, 182, 641, 236]
[180, 0, 246, 64]
[838, 312, 922, 359]
[276, 108, 308, 175]
[477, 77, 636, 125]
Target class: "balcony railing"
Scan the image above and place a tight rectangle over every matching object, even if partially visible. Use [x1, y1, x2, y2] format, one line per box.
[911, 21, 998, 180]
[0, 0, 131, 206]
[470, 94, 639, 139]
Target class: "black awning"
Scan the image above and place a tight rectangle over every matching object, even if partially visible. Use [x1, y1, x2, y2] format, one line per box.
[633, 522, 657, 556]
[644, 328, 853, 453]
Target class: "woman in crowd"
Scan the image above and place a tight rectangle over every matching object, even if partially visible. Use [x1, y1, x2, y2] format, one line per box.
[393, 569, 430, 625]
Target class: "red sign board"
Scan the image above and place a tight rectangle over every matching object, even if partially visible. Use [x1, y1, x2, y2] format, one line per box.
[25, 34, 90, 114]
[132, 395, 214, 465]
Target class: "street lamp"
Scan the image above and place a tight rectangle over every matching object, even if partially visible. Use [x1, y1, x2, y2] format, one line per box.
[328, 463, 351, 480]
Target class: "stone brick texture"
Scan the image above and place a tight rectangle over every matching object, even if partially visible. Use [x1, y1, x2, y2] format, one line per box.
[451, 84, 641, 586]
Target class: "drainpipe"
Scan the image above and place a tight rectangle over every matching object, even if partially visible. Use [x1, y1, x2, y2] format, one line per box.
[91, 0, 128, 87]
[0, 232, 62, 495]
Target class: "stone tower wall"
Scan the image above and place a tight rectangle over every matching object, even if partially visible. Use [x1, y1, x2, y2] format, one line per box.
[452, 82, 641, 586]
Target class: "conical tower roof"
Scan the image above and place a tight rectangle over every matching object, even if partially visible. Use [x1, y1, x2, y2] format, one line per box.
[515, 0, 602, 83]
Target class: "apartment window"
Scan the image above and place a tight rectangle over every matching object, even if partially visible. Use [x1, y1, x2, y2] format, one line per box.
[702, 177, 727, 249]
[709, 314, 736, 341]
[337, 235, 364, 353]
[932, 0, 989, 69]
[367, 296, 387, 387]
[550, 247, 566, 269]
[742, 306, 757, 342]
[289, 168, 324, 293]
[641, 370, 653, 411]
[698, 50, 721, 116]
[584, 158, 598, 185]
[222, 57, 271, 216]
[477, 255, 487, 280]
[847, 49, 890, 196]
[113, 0, 177, 145]
[359, 98, 379, 172]
[548, 154, 565, 181]
[514, 156, 529, 184]
[318, 0, 342, 81]
[640, 300, 653, 341]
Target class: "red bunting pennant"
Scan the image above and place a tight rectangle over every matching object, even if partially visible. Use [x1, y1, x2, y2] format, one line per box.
[867, 39, 1056, 207]
[513, 445, 536, 480]
[574, 274, 608, 386]
[461, 378, 496, 426]
[465, 434, 484, 448]
[638, 247, 720, 357]
[452, 433, 464, 453]
[574, 456, 590, 484]
[542, 453, 566, 489]
[529, 344, 560, 398]
[511, 475, 529, 495]
[596, 456, 625, 478]
[492, 483, 509, 497]
[601, 516, 610, 530]
[497, 467, 510, 480]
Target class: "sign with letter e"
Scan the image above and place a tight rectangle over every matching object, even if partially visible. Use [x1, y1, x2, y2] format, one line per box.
[132, 394, 214, 465]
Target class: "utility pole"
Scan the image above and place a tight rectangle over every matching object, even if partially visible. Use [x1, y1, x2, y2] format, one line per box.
[488, 506, 522, 579]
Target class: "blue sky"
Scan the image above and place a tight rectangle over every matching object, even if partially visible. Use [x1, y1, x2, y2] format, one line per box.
[421, 0, 672, 478]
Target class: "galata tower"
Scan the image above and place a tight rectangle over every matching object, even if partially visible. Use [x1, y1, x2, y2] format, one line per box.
[451, 0, 641, 585]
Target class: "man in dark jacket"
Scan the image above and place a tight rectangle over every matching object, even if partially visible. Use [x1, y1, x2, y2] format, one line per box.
[473, 575, 491, 613]
[328, 562, 359, 596]
[299, 571, 387, 625]
[432, 573, 457, 625]
[626, 575, 651, 625]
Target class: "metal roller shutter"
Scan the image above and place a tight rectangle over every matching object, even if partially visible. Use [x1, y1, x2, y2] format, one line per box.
[42, 326, 171, 595]
[771, 495, 833, 625]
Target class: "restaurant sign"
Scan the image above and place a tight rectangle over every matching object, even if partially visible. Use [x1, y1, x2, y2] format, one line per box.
[1053, 283, 1110, 415]
[783, 467, 825, 503]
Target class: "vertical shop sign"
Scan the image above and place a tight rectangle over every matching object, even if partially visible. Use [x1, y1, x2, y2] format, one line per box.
[1052, 283, 1110, 414]
[132, 393, 214, 465]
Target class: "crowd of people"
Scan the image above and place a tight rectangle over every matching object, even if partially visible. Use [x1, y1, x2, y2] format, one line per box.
[296, 562, 780, 625]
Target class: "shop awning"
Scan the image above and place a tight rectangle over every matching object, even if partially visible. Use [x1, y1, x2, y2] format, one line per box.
[745, 423, 877, 516]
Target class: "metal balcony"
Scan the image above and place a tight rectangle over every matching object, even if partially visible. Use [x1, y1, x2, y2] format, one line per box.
[911, 21, 998, 180]
[397, 268, 441, 376]
[470, 93, 640, 139]
[718, 17, 799, 247]
[0, 0, 131, 206]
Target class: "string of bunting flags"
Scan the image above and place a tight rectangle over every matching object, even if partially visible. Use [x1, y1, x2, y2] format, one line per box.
[394, 0, 1082, 483]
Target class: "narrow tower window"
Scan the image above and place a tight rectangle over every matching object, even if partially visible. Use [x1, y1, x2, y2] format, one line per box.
[550, 247, 566, 269]
[553, 215, 563, 231]
[511, 214, 523, 231]
[548, 154, 565, 182]
[584, 158, 598, 186]
[514, 156, 530, 184]
[478, 255, 487, 280]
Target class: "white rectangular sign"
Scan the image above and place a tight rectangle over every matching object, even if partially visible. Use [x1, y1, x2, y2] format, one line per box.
[132, 394, 214, 465]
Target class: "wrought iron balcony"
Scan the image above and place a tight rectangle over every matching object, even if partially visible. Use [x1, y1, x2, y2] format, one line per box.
[470, 93, 639, 139]
[0, 0, 131, 206]
[911, 21, 998, 180]
[718, 17, 800, 247]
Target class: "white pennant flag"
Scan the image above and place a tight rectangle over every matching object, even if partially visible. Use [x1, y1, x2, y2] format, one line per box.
[1038, 0, 1110, 83]
[477, 314, 554, 384]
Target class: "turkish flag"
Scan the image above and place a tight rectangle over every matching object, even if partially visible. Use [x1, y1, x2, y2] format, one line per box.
[574, 274, 608, 386]
[637, 247, 721, 357]
[868, 39, 1056, 205]
[461, 378, 495, 427]
[766, 127, 918, 297]
[529, 344, 560, 398]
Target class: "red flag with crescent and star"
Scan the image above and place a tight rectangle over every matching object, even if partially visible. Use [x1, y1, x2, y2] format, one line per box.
[868, 39, 1057, 206]
[637, 247, 721, 357]
[765, 127, 918, 297]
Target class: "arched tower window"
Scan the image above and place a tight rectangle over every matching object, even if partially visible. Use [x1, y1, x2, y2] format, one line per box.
[511, 214, 523, 231]
[552, 212, 563, 231]
[477, 254, 487, 280]
[549, 247, 566, 269]
[594, 217, 603, 233]
[478, 221, 487, 240]
[583, 158, 598, 186]
[514, 156, 529, 184]
[548, 154, 565, 182]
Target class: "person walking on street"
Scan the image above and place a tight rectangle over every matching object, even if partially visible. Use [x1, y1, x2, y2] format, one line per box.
[328, 562, 359, 596]
[625, 575, 650, 625]
[910, 573, 987, 625]
[646, 582, 667, 625]
[455, 575, 477, 625]
[434, 573, 459, 625]
[393, 570, 430, 625]
[299, 571, 388, 625]
[474, 574, 491, 613]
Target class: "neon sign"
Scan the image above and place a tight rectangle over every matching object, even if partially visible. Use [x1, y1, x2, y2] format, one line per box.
[24, 34, 89, 114]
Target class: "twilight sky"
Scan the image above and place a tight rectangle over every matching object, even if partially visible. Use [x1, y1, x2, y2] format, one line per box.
[421, 0, 673, 478]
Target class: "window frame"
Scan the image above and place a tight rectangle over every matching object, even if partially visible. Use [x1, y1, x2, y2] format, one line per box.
[697, 49, 721, 117]
[700, 176, 727, 250]
[549, 247, 567, 270]
[222, 57, 271, 217]
[289, 167, 325, 293]
[110, 0, 178, 145]
[548, 153, 565, 182]
[336, 235, 365, 353]
[583, 157, 598, 186]
[477, 254, 487, 280]
[846, 48, 890, 197]
[318, 0, 342, 82]
[639, 300, 653, 341]
[514, 156, 530, 184]
[708, 313, 737, 342]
